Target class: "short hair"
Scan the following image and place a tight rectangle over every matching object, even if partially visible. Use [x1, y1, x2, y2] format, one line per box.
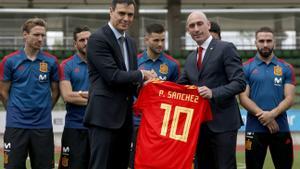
[255, 26, 274, 38]
[111, 0, 136, 10]
[186, 11, 209, 28]
[73, 26, 90, 41]
[145, 23, 165, 35]
[209, 21, 221, 38]
[22, 18, 47, 33]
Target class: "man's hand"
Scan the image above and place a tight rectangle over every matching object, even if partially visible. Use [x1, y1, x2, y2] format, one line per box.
[78, 91, 89, 99]
[256, 111, 276, 126]
[266, 120, 279, 134]
[198, 86, 212, 99]
[141, 70, 157, 81]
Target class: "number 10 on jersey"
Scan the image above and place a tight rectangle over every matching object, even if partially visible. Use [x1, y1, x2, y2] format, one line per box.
[160, 103, 194, 142]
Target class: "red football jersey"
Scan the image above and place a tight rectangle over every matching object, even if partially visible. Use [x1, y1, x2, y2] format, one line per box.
[134, 80, 212, 169]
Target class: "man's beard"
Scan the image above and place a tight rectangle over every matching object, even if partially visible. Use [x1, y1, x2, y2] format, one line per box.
[150, 47, 162, 55]
[258, 47, 273, 58]
[79, 48, 86, 56]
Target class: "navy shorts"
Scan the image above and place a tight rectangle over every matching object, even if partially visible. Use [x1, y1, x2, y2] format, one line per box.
[245, 132, 293, 169]
[58, 128, 89, 169]
[4, 128, 54, 169]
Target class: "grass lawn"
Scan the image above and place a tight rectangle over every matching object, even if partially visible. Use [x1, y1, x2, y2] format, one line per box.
[0, 148, 299, 169]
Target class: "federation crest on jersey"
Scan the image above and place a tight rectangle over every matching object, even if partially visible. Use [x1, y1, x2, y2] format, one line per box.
[274, 65, 282, 76]
[159, 64, 168, 74]
[40, 62, 48, 73]
[4, 152, 8, 164]
[245, 139, 252, 150]
[61, 156, 69, 167]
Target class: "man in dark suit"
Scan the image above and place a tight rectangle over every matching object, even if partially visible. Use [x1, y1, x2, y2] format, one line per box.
[84, 0, 156, 169]
[177, 11, 246, 169]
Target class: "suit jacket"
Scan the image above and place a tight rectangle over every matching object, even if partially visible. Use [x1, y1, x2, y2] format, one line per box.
[177, 39, 246, 132]
[84, 24, 143, 129]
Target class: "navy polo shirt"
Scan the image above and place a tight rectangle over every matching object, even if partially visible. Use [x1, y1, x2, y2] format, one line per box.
[243, 54, 296, 132]
[0, 49, 59, 128]
[137, 51, 180, 82]
[60, 54, 89, 129]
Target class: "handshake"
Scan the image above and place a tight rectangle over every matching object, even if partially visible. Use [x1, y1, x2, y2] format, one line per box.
[141, 69, 158, 81]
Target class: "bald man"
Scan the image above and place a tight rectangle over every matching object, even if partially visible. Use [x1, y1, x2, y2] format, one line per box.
[177, 11, 246, 169]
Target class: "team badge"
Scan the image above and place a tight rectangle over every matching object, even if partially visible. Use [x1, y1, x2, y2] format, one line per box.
[40, 62, 48, 73]
[51, 160, 55, 168]
[251, 69, 259, 74]
[74, 67, 80, 73]
[159, 64, 169, 74]
[274, 65, 282, 76]
[285, 138, 292, 144]
[245, 139, 252, 150]
[4, 152, 8, 164]
[61, 156, 69, 167]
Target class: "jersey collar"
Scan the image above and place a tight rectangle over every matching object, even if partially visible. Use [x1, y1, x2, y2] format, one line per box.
[20, 48, 44, 61]
[74, 54, 87, 64]
[254, 53, 277, 66]
[140, 50, 164, 63]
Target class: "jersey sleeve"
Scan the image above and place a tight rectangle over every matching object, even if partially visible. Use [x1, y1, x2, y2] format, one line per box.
[170, 63, 180, 82]
[243, 64, 250, 85]
[133, 84, 148, 115]
[284, 63, 296, 85]
[50, 59, 60, 82]
[0, 58, 12, 81]
[60, 61, 72, 81]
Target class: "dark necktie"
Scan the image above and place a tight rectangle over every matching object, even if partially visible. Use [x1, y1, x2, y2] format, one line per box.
[119, 36, 125, 58]
[197, 47, 203, 69]
[119, 36, 129, 70]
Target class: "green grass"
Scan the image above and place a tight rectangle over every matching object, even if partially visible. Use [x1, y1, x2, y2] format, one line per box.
[0, 149, 299, 169]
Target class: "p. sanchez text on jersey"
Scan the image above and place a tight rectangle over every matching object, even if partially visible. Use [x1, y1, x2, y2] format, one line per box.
[158, 90, 199, 103]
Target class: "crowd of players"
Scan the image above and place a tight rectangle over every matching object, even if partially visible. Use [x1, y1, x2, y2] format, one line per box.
[0, 0, 295, 169]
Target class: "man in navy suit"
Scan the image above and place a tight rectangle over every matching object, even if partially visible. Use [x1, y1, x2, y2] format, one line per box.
[84, 0, 156, 169]
[177, 11, 246, 169]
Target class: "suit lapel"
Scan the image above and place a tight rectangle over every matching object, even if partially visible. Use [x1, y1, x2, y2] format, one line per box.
[199, 39, 217, 77]
[202, 39, 216, 66]
[189, 50, 199, 74]
[103, 24, 127, 70]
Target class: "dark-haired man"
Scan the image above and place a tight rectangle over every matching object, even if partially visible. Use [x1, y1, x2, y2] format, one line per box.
[129, 23, 180, 168]
[138, 23, 180, 81]
[239, 26, 295, 169]
[58, 26, 91, 169]
[84, 0, 156, 169]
